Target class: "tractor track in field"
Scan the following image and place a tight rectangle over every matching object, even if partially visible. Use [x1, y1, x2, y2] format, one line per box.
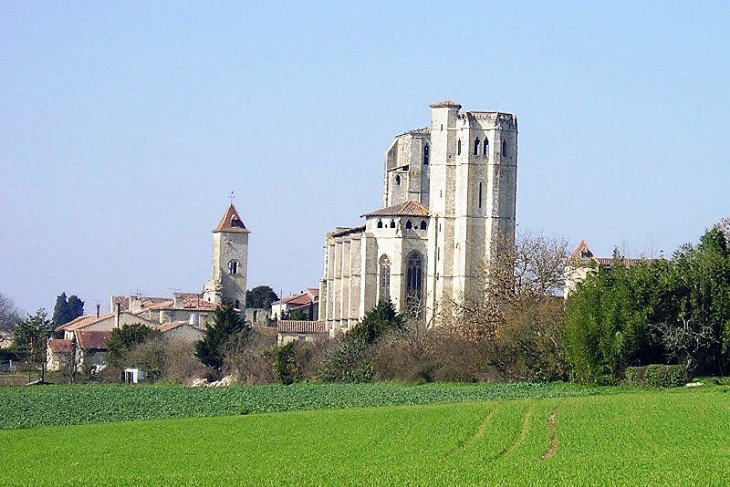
[496, 404, 534, 459]
[540, 409, 558, 460]
[446, 405, 502, 457]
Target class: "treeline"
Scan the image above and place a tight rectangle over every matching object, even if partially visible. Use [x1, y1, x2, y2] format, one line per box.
[566, 225, 730, 383]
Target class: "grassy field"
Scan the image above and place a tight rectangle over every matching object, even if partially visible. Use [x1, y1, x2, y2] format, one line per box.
[2, 385, 729, 485]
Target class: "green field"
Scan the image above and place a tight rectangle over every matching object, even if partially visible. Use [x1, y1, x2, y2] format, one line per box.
[2, 385, 729, 485]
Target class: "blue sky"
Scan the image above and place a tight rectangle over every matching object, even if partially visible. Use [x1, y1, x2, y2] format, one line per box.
[2, 1, 729, 314]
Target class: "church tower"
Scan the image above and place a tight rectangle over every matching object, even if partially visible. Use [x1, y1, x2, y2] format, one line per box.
[425, 101, 517, 321]
[203, 204, 249, 309]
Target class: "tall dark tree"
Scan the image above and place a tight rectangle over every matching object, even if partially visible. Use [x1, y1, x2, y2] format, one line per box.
[245, 286, 279, 309]
[52, 293, 85, 327]
[195, 301, 250, 374]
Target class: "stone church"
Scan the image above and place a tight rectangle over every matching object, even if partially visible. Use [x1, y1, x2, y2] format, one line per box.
[319, 101, 518, 333]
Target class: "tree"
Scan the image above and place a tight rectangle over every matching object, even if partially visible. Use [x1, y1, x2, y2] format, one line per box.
[195, 301, 250, 374]
[0, 293, 21, 333]
[106, 323, 161, 367]
[52, 293, 85, 327]
[246, 286, 279, 309]
[12, 309, 54, 382]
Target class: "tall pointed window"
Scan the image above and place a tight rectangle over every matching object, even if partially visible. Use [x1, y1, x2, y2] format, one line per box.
[379, 255, 391, 301]
[474, 138, 480, 156]
[478, 182, 483, 209]
[228, 260, 239, 275]
[483, 137, 489, 156]
[502, 139, 507, 157]
[457, 139, 461, 155]
[406, 251, 424, 309]
[423, 144, 429, 165]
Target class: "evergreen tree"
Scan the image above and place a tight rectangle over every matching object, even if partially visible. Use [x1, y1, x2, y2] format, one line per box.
[195, 301, 250, 373]
[12, 309, 54, 382]
[52, 293, 85, 327]
[245, 286, 279, 309]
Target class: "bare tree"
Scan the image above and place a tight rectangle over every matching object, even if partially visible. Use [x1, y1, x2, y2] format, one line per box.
[651, 318, 719, 373]
[0, 293, 21, 334]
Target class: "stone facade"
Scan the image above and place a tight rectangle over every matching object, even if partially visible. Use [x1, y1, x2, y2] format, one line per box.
[320, 101, 518, 333]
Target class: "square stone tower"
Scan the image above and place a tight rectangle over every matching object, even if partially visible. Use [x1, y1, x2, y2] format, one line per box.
[203, 204, 250, 310]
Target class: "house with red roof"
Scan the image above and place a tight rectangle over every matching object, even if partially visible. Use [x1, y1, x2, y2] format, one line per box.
[271, 289, 319, 320]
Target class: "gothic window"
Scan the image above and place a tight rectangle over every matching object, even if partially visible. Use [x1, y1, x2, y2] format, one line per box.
[502, 139, 507, 157]
[457, 139, 461, 155]
[395, 175, 401, 186]
[379, 255, 391, 301]
[483, 137, 489, 156]
[423, 145, 429, 165]
[478, 182, 483, 209]
[474, 138, 480, 156]
[390, 220, 396, 228]
[377, 220, 383, 228]
[406, 251, 424, 308]
[405, 220, 412, 229]
[228, 260, 239, 275]
[420, 220, 427, 230]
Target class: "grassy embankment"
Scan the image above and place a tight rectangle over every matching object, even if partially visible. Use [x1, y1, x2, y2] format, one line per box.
[1, 383, 729, 485]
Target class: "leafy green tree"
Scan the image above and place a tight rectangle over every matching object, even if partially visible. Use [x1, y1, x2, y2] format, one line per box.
[12, 309, 54, 382]
[195, 301, 251, 374]
[52, 293, 85, 327]
[245, 286, 279, 309]
[272, 341, 300, 384]
[106, 323, 160, 367]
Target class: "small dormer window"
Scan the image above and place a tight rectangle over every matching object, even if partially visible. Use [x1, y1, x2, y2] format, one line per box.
[405, 220, 412, 229]
[390, 220, 396, 228]
[377, 220, 383, 229]
[420, 221, 427, 230]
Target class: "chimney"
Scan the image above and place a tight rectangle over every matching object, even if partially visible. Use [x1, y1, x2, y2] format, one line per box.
[96, 304, 100, 319]
[115, 303, 121, 328]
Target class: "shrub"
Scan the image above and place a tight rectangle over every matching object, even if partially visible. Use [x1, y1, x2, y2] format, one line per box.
[625, 364, 687, 387]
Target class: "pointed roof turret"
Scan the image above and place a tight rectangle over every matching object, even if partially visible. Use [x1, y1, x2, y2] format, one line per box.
[212, 204, 249, 233]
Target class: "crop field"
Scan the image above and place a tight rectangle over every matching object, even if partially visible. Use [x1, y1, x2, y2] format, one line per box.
[2, 386, 729, 485]
[0, 381, 608, 430]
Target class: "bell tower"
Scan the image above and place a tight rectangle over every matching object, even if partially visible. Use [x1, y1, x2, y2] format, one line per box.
[203, 204, 250, 309]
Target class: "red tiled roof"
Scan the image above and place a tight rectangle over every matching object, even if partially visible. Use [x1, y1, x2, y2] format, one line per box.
[76, 331, 112, 350]
[568, 240, 652, 268]
[213, 204, 249, 233]
[158, 322, 204, 333]
[56, 313, 113, 332]
[362, 201, 429, 218]
[278, 290, 318, 306]
[111, 296, 170, 313]
[277, 321, 327, 334]
[49, 339, 74, 353]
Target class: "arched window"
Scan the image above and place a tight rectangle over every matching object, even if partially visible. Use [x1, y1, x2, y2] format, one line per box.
[483, 137, 489, 156]
[423, 144, 429, 165]
[420, 220, 427, 230]
[502, 139, 507, 157]
[457, 139, 461, 155]
[379, 255, 391, 301]
[390, 220, 396, 228]
[474, 138, 480, 156]
[405, 220, 412, 229]
[377, 220, 383, 228]
[478, 182, 483, 209]
[228, 260, 239, 275]
[406, 251, 424, 307]
[395, 175, 401, 186]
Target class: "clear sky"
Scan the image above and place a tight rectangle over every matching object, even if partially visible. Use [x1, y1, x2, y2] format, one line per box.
[2, 1, 729, 315]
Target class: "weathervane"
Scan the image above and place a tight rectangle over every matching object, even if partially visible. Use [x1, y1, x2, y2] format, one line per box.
[229, 191, 235, 204]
